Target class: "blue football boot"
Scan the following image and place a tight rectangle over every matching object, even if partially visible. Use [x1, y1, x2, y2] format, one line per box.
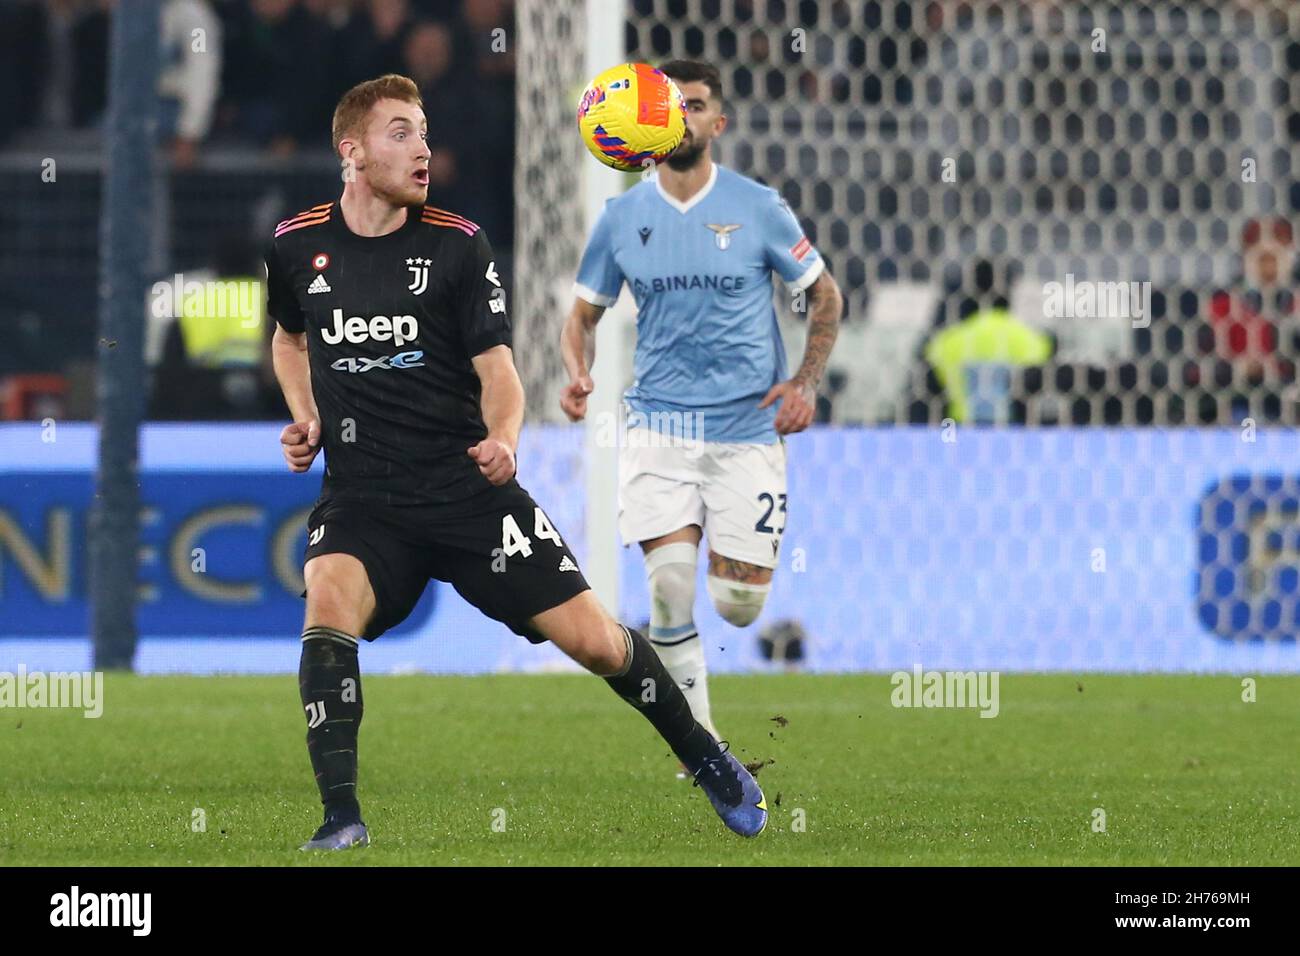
[691, 740, 768, 838]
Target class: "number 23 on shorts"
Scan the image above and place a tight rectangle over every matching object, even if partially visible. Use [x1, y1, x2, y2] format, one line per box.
[755, 492, 787, 534]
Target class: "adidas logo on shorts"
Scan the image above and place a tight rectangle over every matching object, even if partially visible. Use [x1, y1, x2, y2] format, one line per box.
[558, 555, 578, 572]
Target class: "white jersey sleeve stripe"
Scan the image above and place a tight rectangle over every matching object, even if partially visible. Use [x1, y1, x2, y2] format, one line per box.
[573, 282, 618, 308]
[787, 255, 825, 293]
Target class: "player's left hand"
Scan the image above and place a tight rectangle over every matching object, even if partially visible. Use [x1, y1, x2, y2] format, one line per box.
[468, 437, 517, 485]
[757, 379, 817, 434]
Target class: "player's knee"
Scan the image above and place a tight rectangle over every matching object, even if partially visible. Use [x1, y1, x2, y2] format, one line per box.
[645, 542, 698, 638]
[574, 621, 628, 676]
[304, 555, 374, 635]
[306, 596, 368, 638]
[706, 575, 770, 627]
[531, 592, 627, 674]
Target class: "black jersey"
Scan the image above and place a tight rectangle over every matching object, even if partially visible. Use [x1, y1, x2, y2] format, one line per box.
[265, 200, 511, 506]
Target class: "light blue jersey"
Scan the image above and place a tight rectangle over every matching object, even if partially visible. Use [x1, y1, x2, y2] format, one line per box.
[574, 164, 824, 444]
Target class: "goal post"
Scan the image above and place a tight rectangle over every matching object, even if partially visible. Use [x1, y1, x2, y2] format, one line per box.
[581, 0, 630, 615]
[91, 0, 160, 670]
[513, 0, 630, 615]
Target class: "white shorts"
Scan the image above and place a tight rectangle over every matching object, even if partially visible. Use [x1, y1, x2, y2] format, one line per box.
[618, 429, 788, 569]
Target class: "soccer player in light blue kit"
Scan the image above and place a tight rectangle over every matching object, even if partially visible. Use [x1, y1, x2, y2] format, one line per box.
[560, 60, 843, 762]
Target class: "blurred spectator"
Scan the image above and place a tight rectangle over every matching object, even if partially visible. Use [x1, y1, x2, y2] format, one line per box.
[159, 0, 223, 168]
[0, 0, 111, 136]
[402, 16, 518, 239]
[219, 0, 336, 154]
[461, 0, 514, 80]
[1207, 217, 1297, 368]
[0, 0, 221, 160]
[1190, 216, 1300, 421]
[301, 0, 356, 25]
[340, 0, 418, 94]
[403, 20, 465, 191]
[299, 0, 359, 107]
[914, 258, 1054, 423]
[446, 0, 518, 244]
[933, 257, 1018, 330]
[924, 285, 1054, 425]
[147, 235, 287, 420]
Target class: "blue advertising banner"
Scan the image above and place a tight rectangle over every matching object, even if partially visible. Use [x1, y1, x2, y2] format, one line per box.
[1196, 475, 1300, 643]
[4, 423, 1300, 675]
[0, 423, 586, 674]
[0, 471, 434, 638]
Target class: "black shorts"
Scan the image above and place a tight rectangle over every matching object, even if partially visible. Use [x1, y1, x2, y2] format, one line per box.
[301, 480, 590, 643]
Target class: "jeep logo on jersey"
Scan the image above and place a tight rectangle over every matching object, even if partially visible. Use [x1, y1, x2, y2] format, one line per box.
[322, 310, 418, 347]
[407, 257, 432, 295]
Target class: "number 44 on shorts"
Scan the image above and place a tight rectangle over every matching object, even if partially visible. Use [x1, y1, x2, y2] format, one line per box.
[500, 507, 563, 558]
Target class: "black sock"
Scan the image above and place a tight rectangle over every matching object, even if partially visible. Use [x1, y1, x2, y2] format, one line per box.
[604, 625, 717, 772]
[299, 626, 364, 822]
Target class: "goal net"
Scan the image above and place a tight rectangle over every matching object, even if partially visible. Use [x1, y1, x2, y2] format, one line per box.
[512, 0, 1300, 657]
[515, 0, 1297, 427]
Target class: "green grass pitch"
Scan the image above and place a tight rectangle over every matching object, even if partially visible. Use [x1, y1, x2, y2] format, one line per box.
[2, 673, 1296, 866]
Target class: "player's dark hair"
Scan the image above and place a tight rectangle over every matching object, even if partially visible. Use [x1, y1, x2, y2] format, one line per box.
[332, 73, 423, 154]
[659, 60, 724, 107]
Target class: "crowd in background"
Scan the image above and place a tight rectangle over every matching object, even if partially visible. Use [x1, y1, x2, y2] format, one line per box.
[0, 0, 517, 421]
[889, 215, 1300, 426]
[2, 0, 1298, 428]
[0, 0, 516, 243]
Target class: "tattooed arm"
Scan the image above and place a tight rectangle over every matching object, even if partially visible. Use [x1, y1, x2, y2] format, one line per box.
[792, 269, 844, 390]
[758, 268, 844, 434]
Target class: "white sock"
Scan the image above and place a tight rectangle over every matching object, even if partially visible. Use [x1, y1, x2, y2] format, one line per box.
[644, 541, 718, 738]
[653, 635, 716, 739]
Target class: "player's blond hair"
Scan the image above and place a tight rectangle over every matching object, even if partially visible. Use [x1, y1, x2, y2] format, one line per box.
[332, 74, 424, 154]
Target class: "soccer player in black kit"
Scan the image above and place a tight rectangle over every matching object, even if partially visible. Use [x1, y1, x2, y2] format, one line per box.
[266, 75, 766, 849]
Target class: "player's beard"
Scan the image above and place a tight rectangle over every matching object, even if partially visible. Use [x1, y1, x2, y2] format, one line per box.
[404, 181, 429, 205]
[665, 133, 707, 171]
[375, 169, 427, 208]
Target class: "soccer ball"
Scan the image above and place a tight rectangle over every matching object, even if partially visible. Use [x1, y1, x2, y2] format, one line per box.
[577, 63, 688, 172]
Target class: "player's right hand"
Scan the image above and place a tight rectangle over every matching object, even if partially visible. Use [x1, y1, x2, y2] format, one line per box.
[560, 374, 594, 422]
[280, 419, 321, 473]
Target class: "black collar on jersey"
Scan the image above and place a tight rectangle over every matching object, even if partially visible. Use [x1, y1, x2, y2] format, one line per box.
[328, 202, 423, 248]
